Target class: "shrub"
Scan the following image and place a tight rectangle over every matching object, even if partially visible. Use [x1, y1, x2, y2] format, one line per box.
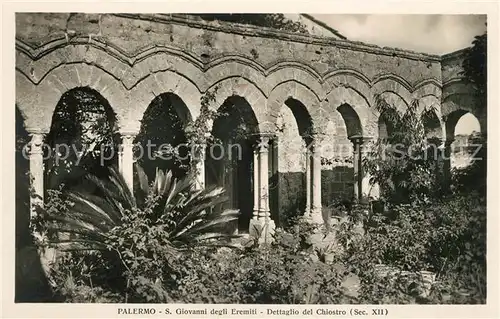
[336, 193, 486, 304]
[168, 228, 350, 304]
[34, 165, 240, 303]
[363, 95, 443, 204]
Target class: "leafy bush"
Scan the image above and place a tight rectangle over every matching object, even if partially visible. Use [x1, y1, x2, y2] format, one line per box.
[335, 193, 486, 304]
[168, 229, 350, 304]
[191, 14, 309, 34]
[35, 165, 240, 303]
[363, 95, 443, 204]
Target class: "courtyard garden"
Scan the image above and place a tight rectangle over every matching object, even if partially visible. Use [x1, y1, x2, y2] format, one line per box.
[14, 28, 487, 305]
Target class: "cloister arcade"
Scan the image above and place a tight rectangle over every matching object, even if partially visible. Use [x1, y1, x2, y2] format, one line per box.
[15, 13, 486, 241]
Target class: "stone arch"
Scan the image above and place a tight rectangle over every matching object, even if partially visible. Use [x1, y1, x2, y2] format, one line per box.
[207, 95, 260, 232]
[128, 54, 204, 90]
[16, 43, 206, 91]
[324, 86, 372, 137]
[372, 76, 412, 108]
[129, 70, 201, 133]
[421, 108, 444, 140]
[44, 86, 118, 190]
[376, 91, 409, 116]
[207, 77, 267, 132]
[266, 67, 323, 100]
[419, 95, 445, 140]
[16, 64, 128, 133]
[323, 69, 372, 105]
[336, 104, 363, 138]
[266, 81, 320, 136]
[413, 79, 442, 101]
[442, 93, 484, 134]
[204, 61, 266, 94]
[445, 109, 482, 141]
[135, 92, 192, 179]
[283, 98, 315, 142]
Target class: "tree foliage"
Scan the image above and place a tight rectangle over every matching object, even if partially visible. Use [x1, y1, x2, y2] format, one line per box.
[461, 32, 487, 106]
[192, 14, 309, 34]
[363, 95, 442, 204]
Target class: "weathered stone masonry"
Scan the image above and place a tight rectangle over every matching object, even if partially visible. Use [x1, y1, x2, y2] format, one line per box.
[16, 13, 483, 237]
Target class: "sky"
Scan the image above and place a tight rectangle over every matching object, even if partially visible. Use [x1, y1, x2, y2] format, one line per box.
[312, 14, 487, 55]
[312, 14, 485, 135]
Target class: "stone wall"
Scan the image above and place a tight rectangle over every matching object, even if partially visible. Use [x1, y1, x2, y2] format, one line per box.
[16, 13, 444, 134]
[15, 12, 483, 229]
[441, 48, 486, 138]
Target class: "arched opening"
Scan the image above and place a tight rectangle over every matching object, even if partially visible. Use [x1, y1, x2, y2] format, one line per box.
[274, 98, 314, 226]
[318, 104, 362, 207]
[337, 104, 363, 139]
[135, 93, 191, 181]
[45, 87, 118, 192]
[377, 108, 398, 140]
[447, 111, 482, 169]
[421, 109, 442, 141]
[207, 96, 259, 233]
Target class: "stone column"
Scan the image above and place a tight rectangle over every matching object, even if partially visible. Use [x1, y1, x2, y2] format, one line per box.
[26, 132, 57, 275]
[118, 134, 136, 190]
[258, 135, 270, 220]
[27, 133, 45, 218]
[310, 138, 322, 224]
[304, 148, 311, 217]
[249, 134, 275, 243]
[252, 146, 259, 219]
[360, 137, 379, 200]
[350, 135, 363, 203]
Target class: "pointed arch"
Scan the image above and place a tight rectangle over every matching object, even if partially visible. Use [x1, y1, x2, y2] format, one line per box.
[16, 64, 127, 133]
[325, 86, 371, 137]
[266, 81, 319, 137]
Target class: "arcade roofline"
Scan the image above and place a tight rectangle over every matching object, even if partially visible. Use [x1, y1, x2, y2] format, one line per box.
[441, 47, 469, 62]
[114, 13, 449, 62]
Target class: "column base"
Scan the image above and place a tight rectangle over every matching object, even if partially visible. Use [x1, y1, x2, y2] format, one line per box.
[309, 207, 324, 225]
[249, 218, 276, 244]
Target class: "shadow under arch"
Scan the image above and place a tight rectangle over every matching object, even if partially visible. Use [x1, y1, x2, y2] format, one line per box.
[273, 98, 315, 227]
[207, 95, 259, 233]
[337, 103, 363, 139]
[421, 108, 443, 141]
[378, 107, 399, 141]
[135, 93, 192, 181]
[45, 86, 118, 192]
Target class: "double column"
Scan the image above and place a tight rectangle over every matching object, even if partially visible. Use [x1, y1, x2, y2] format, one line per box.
[249, 134, 275, 243]
[350, 135, 377, 203]
[304, 136, 322, 223]
[118, 133, 136, 190]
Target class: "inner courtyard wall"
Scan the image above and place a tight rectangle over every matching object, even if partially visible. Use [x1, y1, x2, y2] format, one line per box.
[16, 13, 481, 224]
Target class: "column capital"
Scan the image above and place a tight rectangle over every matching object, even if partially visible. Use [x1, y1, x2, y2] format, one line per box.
[349, 135, 374, 145]
[444, 139, 455, 147]
[27, 133, 46, 155]
[120, 133, 137, 145]
[251, 133, 274, 152]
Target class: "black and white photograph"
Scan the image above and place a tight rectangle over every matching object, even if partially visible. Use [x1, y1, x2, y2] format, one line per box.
[3, 2, 497, 317]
